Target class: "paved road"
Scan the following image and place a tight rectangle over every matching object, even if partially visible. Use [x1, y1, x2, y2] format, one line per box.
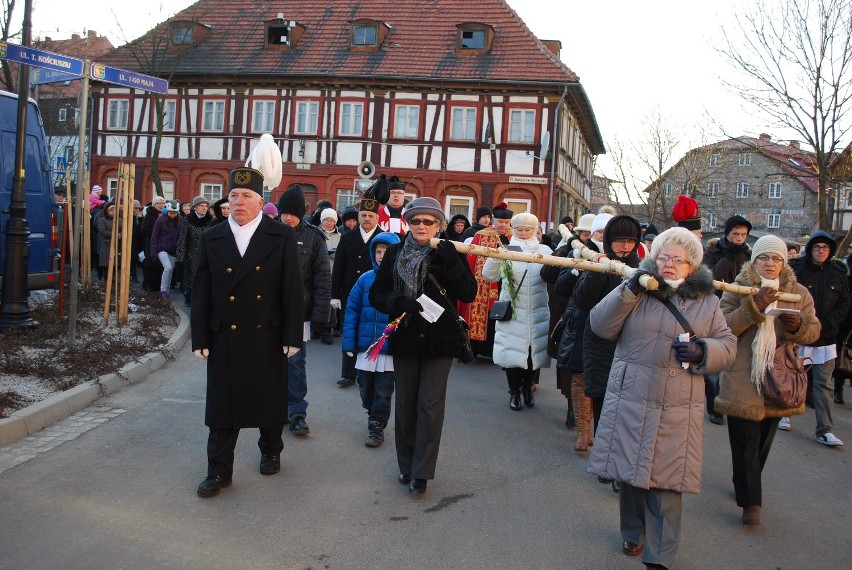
[1, 335, 850, 569]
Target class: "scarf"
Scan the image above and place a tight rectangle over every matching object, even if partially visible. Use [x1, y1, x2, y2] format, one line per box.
[664, 278, 685, 289]
[394, 233, 432, 299]
[509, 234, 539, 253]
[751, 277, 780, 393]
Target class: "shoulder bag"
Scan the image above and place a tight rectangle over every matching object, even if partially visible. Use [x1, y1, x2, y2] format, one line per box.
[428, 274, 475, 364]
[489, 269, 528, 321]
[836, 330, 852, 375]
[763, 343, 811, 408]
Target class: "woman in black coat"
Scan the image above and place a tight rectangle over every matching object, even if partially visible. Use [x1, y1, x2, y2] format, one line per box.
[140, 197, 166, 292]
[369, 198, 477, 495]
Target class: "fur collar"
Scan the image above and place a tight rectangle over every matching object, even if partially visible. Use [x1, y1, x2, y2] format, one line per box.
[638, 258, 716, 300]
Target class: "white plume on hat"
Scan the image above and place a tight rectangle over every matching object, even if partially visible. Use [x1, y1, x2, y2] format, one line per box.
[247, 133, 283, 190]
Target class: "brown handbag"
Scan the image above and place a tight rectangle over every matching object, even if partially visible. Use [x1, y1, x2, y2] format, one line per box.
[836, 331, 852, 375]
[763, 343, 811, 408]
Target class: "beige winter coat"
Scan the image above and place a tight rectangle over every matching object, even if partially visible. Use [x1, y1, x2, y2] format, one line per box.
[588, 262, 736, 494]
[714, 263, 820, 421]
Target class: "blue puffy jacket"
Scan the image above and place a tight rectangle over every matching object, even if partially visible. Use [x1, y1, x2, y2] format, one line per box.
[342, 232, 401, 355]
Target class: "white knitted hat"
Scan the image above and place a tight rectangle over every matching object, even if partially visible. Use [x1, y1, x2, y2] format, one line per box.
[511, 212, 539, 229]
[590, 213, 613, 234]
[320, 207, 338, 223]
[751, 235, 787, 265]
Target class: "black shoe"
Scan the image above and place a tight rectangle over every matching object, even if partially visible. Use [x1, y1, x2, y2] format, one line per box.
[708, 412, 724, 425]
[259, 454, 280, 475]
[365, 420, 385, 448]
[321, 332, 333, 345]
[565, 407, 576, 428]
[197, 475, 232, 498]
[289, 416, 310, 436]
[598, 475, 613, 484]
[509, 391, 521, 411]
[399, 473, 412, 484]
[409, 478, 428, 494]
[835, 393, 845, 405]
[337, 377, 356, 387]
[611, 480, 621, 493]
[522, 385, 535, 408]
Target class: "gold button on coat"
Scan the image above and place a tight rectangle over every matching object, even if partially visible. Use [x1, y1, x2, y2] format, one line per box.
[255, 266, 261, 271]
[256, 295, 262, 300]
[230, 325, 237, 331]
[229, 296, 235, 301]
[226, 268, 233, 273]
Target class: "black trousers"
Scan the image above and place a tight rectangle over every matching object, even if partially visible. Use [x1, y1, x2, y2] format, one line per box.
[339, 299, 356, 380]
[727, 415, 779, 507]
[504, 349, 540, 391]
[206, 424, 285, 478]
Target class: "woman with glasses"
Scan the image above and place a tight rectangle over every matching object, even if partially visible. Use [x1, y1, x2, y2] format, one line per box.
[482, 213, 552, 411]
[369, 197, 476, 495]
[715, 235, 819, 525]
[588, 227, 736, 570]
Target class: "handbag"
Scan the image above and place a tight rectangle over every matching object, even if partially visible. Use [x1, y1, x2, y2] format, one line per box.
[427, 274, 475, 363]
[489, 269, 528, 321]
[763, 343, 811, 408]
[836, 331, 852, 375]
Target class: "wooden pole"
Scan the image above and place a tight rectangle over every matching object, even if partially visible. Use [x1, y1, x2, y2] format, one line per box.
[102, 163, 122, 327]
[118, 164, 134, 325]
[81, 171, 91, 287]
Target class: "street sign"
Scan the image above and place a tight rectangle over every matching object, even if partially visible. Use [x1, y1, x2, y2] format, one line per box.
[0, 41, 84, 76]
[30, 67, 80, 86]
[90, 63, 168, 95]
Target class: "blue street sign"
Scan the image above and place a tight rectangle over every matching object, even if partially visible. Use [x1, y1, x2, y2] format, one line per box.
[0, 41, 84, 76]
[31, 67, 81, 86]
[90, 63, 168, 95]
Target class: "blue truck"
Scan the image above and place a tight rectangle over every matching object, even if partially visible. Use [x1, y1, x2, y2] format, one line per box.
[0, 89, 60, 290]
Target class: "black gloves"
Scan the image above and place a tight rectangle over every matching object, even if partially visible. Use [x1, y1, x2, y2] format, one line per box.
[436, 239, 459, 267]
[397, 296, 423, 315]
[626, 269, 649, 295]
[673, 341, 705, 365]
[752, 287, 779, 312]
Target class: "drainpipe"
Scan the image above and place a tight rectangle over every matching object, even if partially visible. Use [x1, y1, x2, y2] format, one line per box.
[546, 85, 568, 232]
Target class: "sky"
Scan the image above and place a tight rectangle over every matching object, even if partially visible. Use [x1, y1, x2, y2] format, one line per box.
[19, 0, 777, 184]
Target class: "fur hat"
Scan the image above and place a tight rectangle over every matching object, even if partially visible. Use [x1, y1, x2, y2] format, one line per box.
[191, 195, 209, 209]
[492, 202, 513, 220]
[475, 206, 492, 221]
[277, 185, 306, 219]
[751, 235, 788, 265]
[262, 203, 278, 216]
[590, 213, 613, 235]
[361, 174, 390, 213]
[229, 167, 265, 194]
[650, 227, 705, 268]
[320, 207, 338, 223]
[402, 197, 445, 225]
[724, 215, 752, 236]
[511, 212, 539, 229]
[574, 213, 596, 233]
[672, 195, 701, 231]
[342, 205, 359, 222]
[164, 201, 180, 213]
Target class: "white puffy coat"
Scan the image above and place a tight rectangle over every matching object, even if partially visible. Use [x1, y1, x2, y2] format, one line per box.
[482, 244, 552, 370]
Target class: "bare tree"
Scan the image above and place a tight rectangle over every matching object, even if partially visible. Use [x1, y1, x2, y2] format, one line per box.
[720, 0, 852, 245]
[1, 0, 22, 91]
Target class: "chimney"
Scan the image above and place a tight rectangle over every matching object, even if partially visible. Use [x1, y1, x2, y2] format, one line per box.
[88, 30, 97, 40]
[758, 133, 771, 142]
[789, 140, 800, 150]
[71, 33, 80, 40]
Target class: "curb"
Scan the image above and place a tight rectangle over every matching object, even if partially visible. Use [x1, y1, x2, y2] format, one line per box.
[0, 305, 191, 447]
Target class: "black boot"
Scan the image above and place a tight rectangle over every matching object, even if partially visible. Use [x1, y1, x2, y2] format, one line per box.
[522, 384, 535, 408]
[365, 420, 386, 447]
[509, 390, 521, 411]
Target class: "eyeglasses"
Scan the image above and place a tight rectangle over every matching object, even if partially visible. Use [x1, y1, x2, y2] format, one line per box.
[656, 255, 690, 266]
[812, 244, 831, 251]
[756, 254, 784, 264]
[409, 218, 437, 226]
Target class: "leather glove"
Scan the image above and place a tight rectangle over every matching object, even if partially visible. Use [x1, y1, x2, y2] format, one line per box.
[436, 239, 459, 266]
[330, 299, 341, 310]
[397, 296, 423, 314]
[752, 287, 779, 312]
[777, 313, 802, 332]
[672, 341, 705, 365]
[193, 348, 209, 360]
[284, 346, 301, 358]
[626, 269, 649, 296]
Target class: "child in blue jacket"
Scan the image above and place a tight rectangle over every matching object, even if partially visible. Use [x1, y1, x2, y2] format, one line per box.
[343, 232, 400, 447]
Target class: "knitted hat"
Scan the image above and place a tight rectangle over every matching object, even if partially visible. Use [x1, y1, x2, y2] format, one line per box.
[492, 202, 513, 220]
[229, 167, 265, 194]
[672, 194, 701, 231]
[574, 213, 596, 233]
[590, 213, 613, 235]
[475, 206, 492, 220]
[320, 207, 338, 223]
[751, 235, 788, 265]
[132, 200, 143, 210]
[402, 197, 445, 225]
[277, 185, 306, 219]
[724, 214, 752, 236]
[561, 215, 574, 225]
[604, 215, 641, 244]
[191, 195, 209, 208]
[511, 212, 539, 229]
[262, 203, 278, 216]
[342, 205, 359, 222]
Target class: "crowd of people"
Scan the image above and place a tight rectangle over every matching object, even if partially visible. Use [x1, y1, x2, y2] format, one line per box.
[87, 172, 850, 569]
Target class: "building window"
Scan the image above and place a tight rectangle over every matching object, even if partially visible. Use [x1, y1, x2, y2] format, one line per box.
[202, 100, 225, 131]
[58, 108, 67, 122]
[707, 182, 719, 197]
[201, 183, 222, 202]
[394, 105, 420, 139]
[767, 213, 780, 228]
[445, 196, 473, 219]
[172, 25, 193, 45]
[267, 24, 289, 45]
[768, 182, 781, 199]
[736, 182, 749, 198]
[107, 179, 118, 195]
[450, 107, 477, 141]
[663, 182, 673, 197]
[708, 213, 717, 229]
[710, 153, 719, 166]
[295, 101, 319, 135]
[162, 100, 176, 131]
[337, 187, 360, 209]
[460, 29, 486, 49]
[846, 188, 852, 208]
[252, 100, 276, 133]
[107, 99, 129, 130]
[339, 102, 364, 136]
[508, 109, 535, 144]
[352, 25, 377, 46]
[739, 153, 751, 166]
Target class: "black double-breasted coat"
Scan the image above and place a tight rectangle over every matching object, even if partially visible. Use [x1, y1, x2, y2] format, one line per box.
[191, 216, 304, 429]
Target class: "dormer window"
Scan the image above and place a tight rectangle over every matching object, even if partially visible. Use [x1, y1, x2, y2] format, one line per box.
[456, 23, 494, 54]
[461, 29, 485, 49]
[349, 19, 390, 51]
[353, 24, 377, 46]
[265, 19, 305, 47]
[172, 24, 194, 46]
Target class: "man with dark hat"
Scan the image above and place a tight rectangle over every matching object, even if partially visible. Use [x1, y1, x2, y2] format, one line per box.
[191, 167, 304, 498]
[276, 184, 331, 436]
[331, 189, 384, 386]
[460, 205, 493, 242]
[672, 194, 702, 238]
[458, 202, 513, 358]
[378, 176, 410, 237]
